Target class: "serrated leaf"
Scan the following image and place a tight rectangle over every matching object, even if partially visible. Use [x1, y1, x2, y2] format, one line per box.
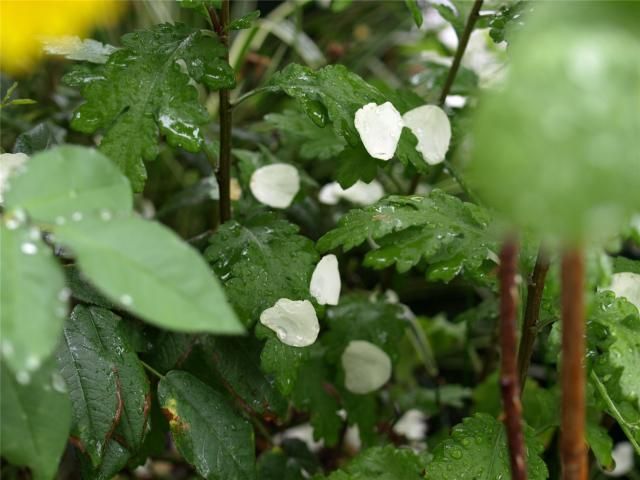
[57, 305, 150, 465]
[424, 413, 548, 480]
[489, 1, 529, 44]
[53, 216, 243, 334]
[4, 145, 132, 224]
[205, 212, 318, 327]
[588, 292, 640, 451]
[0, 358, 72, 480]
[405, 0, 423, 27]
[158, 370, 256, 480]
[292, 356, 342, 446]
[318, 190, 498, 283]
[268, 64, 426, 174]
[229, 10, 260, 30]
[264, 110, 347, 161]
[326, 445, 427, 479]
[0, 223, 66, 375]
[13, 122, 66, 155]
[66, 23, 234, 191]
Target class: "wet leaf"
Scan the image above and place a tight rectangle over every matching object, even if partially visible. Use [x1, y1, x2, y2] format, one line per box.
[158, 370, 256, 480]
[326, 445, 427, 479]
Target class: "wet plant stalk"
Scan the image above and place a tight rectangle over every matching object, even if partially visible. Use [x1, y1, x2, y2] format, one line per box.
[499, 236, 527, 480]
[217, 0, 232, 223]
[517, 246, 551, 391]
[561, 248, 587, 480]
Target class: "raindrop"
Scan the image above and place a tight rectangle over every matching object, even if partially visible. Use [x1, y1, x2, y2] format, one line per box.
[52, 372, 68, 393]
[21, 242, 38, 255]
[55, 216, 66, 225]
[26, 355, 41, 371]
[71, 212, 83, 222]
[16, 371, 31, 385]
[100, 209, 112, 221]
[120, 294, 133, 306]
[1, 340, 14, 357]
[58, 288, 71, 302]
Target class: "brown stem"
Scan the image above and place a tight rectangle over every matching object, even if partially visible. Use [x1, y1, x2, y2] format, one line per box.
[517, 246, 551, 391]
[560, 248, 587, 480]
[408, 0, 484, 194]
[217, 0, 232, 224]
[499, 236, 528, 480]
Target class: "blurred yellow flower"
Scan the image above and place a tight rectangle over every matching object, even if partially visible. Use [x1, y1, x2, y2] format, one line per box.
[0, 0, 124, 75]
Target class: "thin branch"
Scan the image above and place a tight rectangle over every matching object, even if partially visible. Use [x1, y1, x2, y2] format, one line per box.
[498, 236, 528, 480]
[560, 248, 588, 480]
[517, 246, 550, 391]
[217, 0, 232, 224]
[141, 360, 165, 380]
[230, 86, 275, 109]
[408, 0, 484, 194]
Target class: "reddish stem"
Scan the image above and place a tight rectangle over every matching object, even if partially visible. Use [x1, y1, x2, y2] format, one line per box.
[499, 236, 528, 480]
[561, 248, 587, 480]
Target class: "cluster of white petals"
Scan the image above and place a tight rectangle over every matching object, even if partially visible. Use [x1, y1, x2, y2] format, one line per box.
[318, 180, 384, 206]
[354, 102, 451, 166]
[393, 409, 428, 441]
[606, 272, 640, 311]
[341, 340, 392, 394]
[309, 254, 341, 305]
[260, 299, 319, 347]
[0, 153, 29, 204]
[249, 163, 300, 209]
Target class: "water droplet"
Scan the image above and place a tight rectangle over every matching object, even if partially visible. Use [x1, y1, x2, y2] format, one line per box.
[26, 355, 41, 371]
[21, 242, 38, 255]
[16, 371, 30, 385]
[100, 209, 112, 221]
[52, 372, 67, 393]
[55, 216, 66, 225]
[4, 217, 19, 230]
[1, 340, 14, 357]
[55, 305, 67, 318]
[450, 448, 462, 459]
[71, 212, 83, 222]
[120, 294, 133, 306]
[58, 288, 71, 302]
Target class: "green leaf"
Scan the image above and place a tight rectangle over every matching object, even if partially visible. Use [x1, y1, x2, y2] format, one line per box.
[257, 439, 320, 480]
[292, 355, 342, 446]
[335, 145, 379, 189]
[586, 419, 614, 471]
[78, 439, 131, 480]
[268, 64, 426, 174]
[57, 305, 150, 465]
[613, 256, 640, 274]
[13, 122, 66, 155]
[0, 222, 66, 375]
[424, 413, 548, 480]
[205, 212, 318, 327]
[264, 110, 347, 161]
[158, 370, 256, 480]
[53, 216, 243, 334]
[66, 23, 234, 191]
[0, 359, 72, 480]
[588, 292, 640, 451]
[489, 1, 529, 44]
[203, 336, 288, 417]
[4, 145, 132, 224]
[405, 0, 423, 27]
[318, 190, 498, 283]
[229, 10, 260, 30]
[326, 445, 427, 480]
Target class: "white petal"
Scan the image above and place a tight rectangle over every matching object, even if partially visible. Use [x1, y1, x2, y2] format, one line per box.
[606, 442, 634, 477]
[341, 180, 384, 206]
[341, 340, 392, 394]
[354, 102, 404, 161]
[606, 272, 640, 311]
[318, 182, 343, 205]
[0, 153, 29, 204]
[250, 163, 300, 209]
[273, 423, 324, 453]
[393, 409, 428, 441]
[260, 298, 319, 347]
[310, 254, 341, 305]
[402, 105, 451, 165]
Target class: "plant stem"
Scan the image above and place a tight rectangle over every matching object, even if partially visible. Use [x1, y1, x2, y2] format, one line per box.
[517, 246, 550, 391]
[141, 360, 164, 380]
[443, 160, 480, 204]
[408, 0, 484, 195]
[498, 235, 528, 480]
[230, 86, 274, 109]
[217, 0, 232, 224]
[560, 247, 587, 480]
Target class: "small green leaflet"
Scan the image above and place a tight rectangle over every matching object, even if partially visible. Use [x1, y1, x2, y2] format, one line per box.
[57, 306, 150, 466]
[158, 370, 256, 480]
[205, 212, 319, 327]
[0, 358, 72, 480]
[257, 439, 321, 480]
[4, 146, 132, 224]
[318, 190, 498, 283]
[588, 292, 640, 452]
[0, 222, 66, 375]
[65, 23, 235, 191]
[13, 122, 65, 155]
[229, 10, 260, 30]
[405, 0, 423, 27]
[268, 64, 426, 173]
[53, 216, 243, 334]
[424, 413, 548, 480]
[326, 445, 427, 480]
